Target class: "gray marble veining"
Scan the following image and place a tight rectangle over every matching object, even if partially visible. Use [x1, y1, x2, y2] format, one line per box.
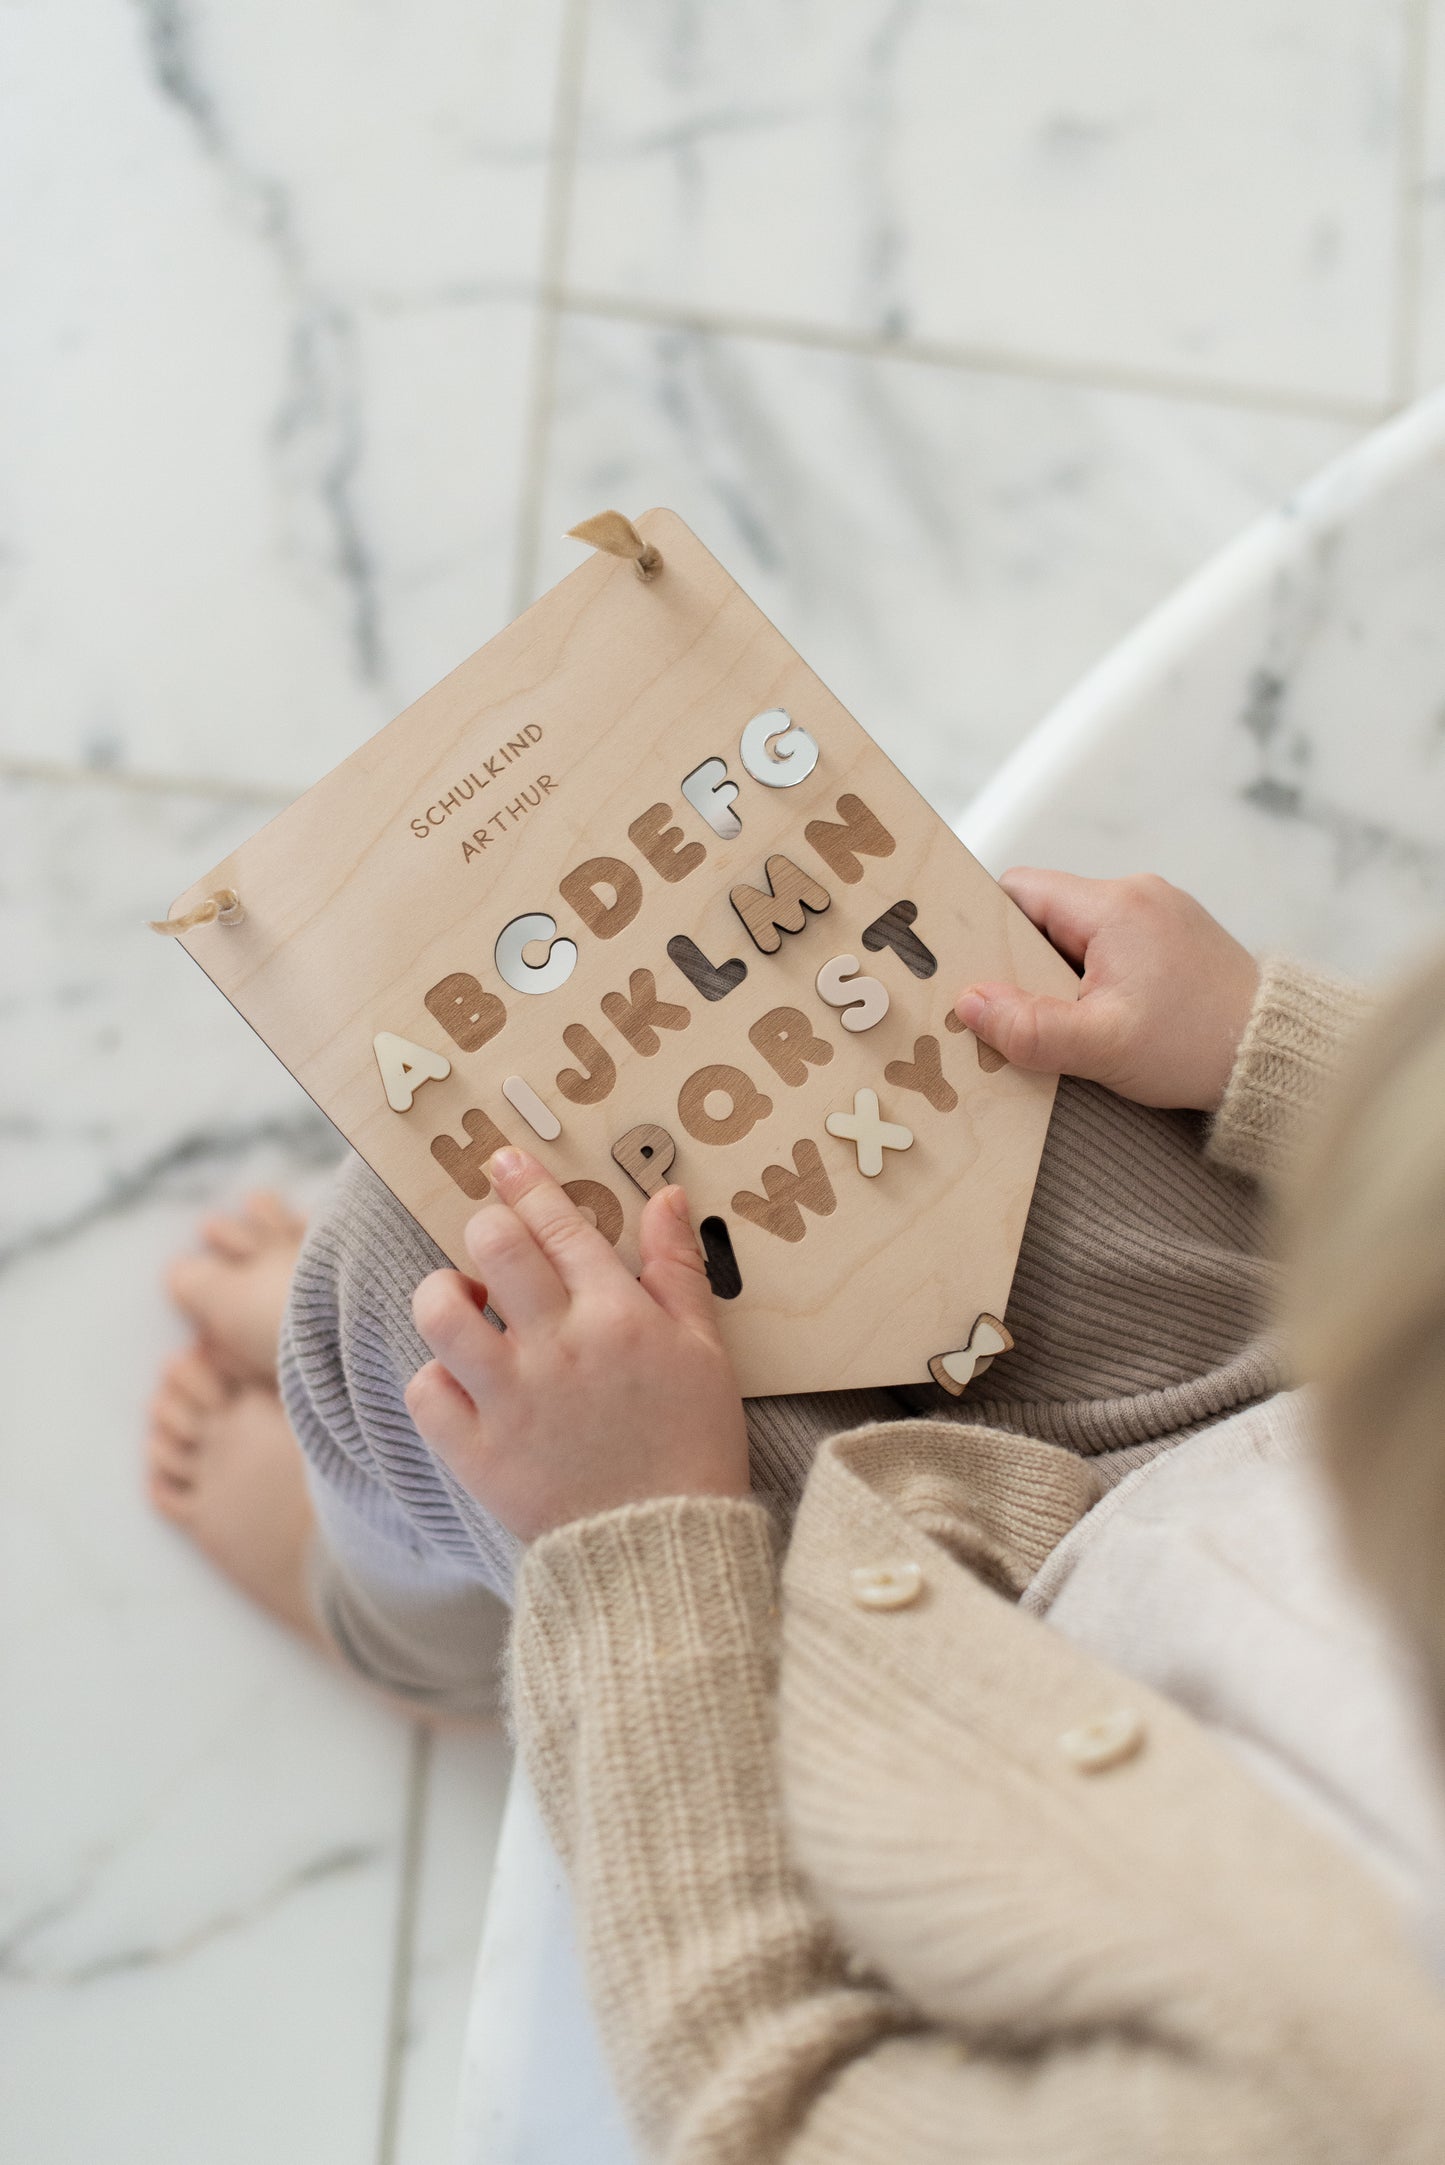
[3, 3, 1442, 2160]
[567, 0, 1414, 405]
[962, 393, 1445, 981]
[531, 314, 1353, 823]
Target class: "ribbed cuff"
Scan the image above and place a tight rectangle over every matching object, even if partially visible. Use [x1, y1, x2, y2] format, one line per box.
[1208, 954, 1371, 1185]
[519, 1492, 778, 1640]
[510, 1495, 780, 1850]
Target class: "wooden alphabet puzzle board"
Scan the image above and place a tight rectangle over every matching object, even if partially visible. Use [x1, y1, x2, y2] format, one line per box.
[166, 511, 1078, 1397]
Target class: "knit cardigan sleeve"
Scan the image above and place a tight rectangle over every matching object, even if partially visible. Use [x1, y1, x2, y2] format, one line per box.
[1207, 954, 1371, 1185]
[509, 1495, 1309, 2165]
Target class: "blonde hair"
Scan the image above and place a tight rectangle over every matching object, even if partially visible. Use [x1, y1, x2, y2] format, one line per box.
[1284, 944, 1445, 1724]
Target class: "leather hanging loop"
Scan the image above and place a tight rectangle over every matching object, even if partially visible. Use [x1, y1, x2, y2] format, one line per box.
[148, 888, 245, 935]
[566, 510, 662, 581]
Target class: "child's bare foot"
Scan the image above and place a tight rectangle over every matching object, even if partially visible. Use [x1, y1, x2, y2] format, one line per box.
[146, 1345, 324, 1647]
[165, 1190, 305, 1387]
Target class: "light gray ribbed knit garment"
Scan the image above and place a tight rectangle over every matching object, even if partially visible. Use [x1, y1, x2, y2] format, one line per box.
[279, 1074, 1281, 1616]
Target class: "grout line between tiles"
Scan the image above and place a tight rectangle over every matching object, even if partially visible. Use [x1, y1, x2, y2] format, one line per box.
[0, 754, 294, 808]
[546, 283, 1394, 429]
[510, 0, 592, 619]
[1392, 0, 1434, 401]
[375, 1724, 434, 2165]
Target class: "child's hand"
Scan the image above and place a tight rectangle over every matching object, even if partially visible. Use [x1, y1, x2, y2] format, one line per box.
[957, 869, 1260, 1111]
[405, 1149, 749, 1542]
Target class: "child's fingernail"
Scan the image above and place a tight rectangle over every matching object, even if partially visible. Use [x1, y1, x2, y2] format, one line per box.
[489, 1148, 526, 1186]
[667, 1183, 691, 1221]
[956, 992, 986, 1028]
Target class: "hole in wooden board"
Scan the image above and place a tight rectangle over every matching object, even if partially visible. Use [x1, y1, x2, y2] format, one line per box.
[497, 912, 578, 996]
[681, 757, 742, 839]
[666, 933, 747, 1002]
[860, 899, 936, 980]
[699, 1216, 743, 1299]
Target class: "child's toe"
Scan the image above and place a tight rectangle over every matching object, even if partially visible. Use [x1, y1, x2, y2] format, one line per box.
[147, 1419, 196, 1477]
[166, 1252, 208, 1316]
[174, 1345, 228, 1408]
[165, 1254, 231, 1332]
[198, 1212, 262, 1261]
[148, 1461, 195, 1519]
[245, 1190, 306, 1241]
[149, 1396, 192, 1448]
[153, 1357, 202, 1427]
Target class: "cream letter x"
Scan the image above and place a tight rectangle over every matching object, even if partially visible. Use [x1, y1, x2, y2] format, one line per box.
[824, 1087, 913, 1178]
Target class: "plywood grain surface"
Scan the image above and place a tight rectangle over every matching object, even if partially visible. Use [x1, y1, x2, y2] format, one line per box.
[168, 512, 1077, 1394]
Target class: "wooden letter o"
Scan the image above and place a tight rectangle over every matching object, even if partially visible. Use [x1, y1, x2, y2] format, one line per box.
[561, 1179, 624, 1246]
[677, 1064, 773, 1146]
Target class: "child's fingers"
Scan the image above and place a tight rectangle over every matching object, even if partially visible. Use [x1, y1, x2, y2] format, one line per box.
[998, 867, 1115, 968]
[955, 983, 1122, 1080]
[404, 1357, 482, 1462]
[463, 1198, 571, 1328]
[412, 1268, 511, 1394]
[637, 1186, 717, 1332]
[487, 1147, 632, 1300]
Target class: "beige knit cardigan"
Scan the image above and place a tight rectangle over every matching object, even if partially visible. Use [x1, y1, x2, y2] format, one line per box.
[511, 962, 1445, 2162]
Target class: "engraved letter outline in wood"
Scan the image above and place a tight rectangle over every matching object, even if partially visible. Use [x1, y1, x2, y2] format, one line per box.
[555, 1023, 616, 1106]
[677, 1064, 773, 1145]
[600, 968, 691, 1056]
[431, 1108, 510, 1200]
[944, 1007, 1009, 1070]
[731, 1138, 837, 1243]
[425, 973, 506, 1053]
[558, 856, 644, 940]
[803, 793, 896, 884]
[748, 1005, 834, 1087]
[628, 802, 706, 883]
[883, 1034, 957, 1113]
[562, 1178, 624, 1246]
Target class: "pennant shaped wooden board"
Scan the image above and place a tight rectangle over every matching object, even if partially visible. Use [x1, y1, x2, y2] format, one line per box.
[167, 511, 1078, 1397]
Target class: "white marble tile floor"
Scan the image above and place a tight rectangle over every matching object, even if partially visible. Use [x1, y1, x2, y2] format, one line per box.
[566, 0, 1411, 409]
[389, 1732, 513, 2165]
[2, 2, 1440, 2159]
[529, 314, 1354, 824]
